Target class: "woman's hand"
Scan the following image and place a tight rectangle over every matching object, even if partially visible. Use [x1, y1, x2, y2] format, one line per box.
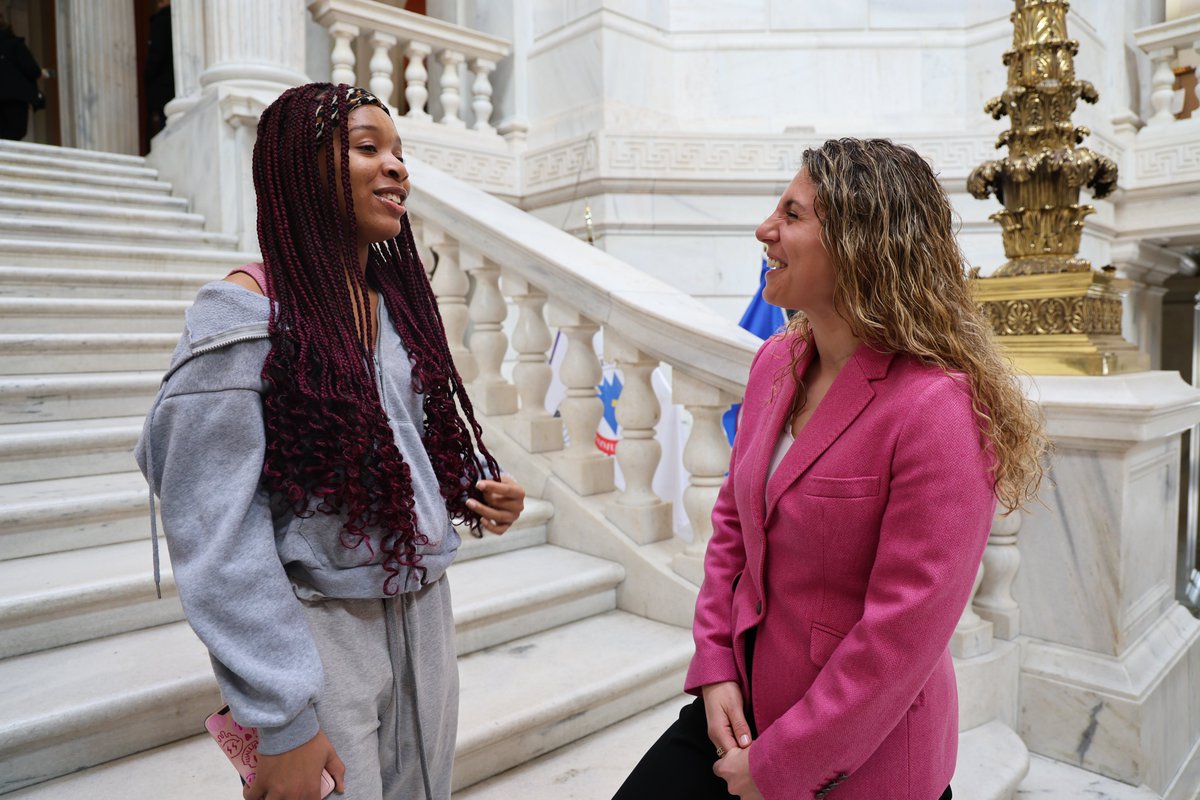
[244, 729, 345, 800]
[713, 745, 765, 800]
[470, 474, 525, 535]
[702, 680, 753, 755]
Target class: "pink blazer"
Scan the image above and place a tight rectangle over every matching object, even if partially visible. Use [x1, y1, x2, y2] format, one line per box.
[686, 335, 996, 800]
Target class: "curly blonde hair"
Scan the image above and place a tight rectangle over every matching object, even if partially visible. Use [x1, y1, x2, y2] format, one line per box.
[791, 138, 1047, 512]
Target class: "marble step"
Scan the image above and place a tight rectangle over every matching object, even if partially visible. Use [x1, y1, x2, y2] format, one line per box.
[0, 148, 159, 180]
[0, 266, 211, 300]
[449, 545, 623, 656]
[1016, 754, 1163, 799]
[2, 618, 687, 799]
[0, 415, 143, 484]
[0, 297, 189, 334]
[0, 239, 255, 273]
[0, 539, 182, 660]
[0, 550, 645, 794]
[0, 163, 169, 195]
[0, 216, 239, 249]
[953, 719, 1030, 800]
[0, 465, 551, 563]
[0, 177, 189, 211]
[0, 197, 205, 231]
[0, 138, 149, 167]
[0, 472, 156, 560]
[0, 333, 177, 375]
[0, 371, 162, 423]
[0, 528, 593, 663]
[453, 610, 693, 791]
[454, 696, 686, 800]
[0, 622, 220, 795]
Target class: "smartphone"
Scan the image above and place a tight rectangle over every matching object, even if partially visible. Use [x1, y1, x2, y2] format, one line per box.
[204, 705, 335, 798]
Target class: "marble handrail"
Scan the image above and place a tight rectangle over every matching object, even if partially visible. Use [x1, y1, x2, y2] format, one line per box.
[1133, 14, 1200, 127]
[405, 154, 761, 398]
[308, 0, 510, 131]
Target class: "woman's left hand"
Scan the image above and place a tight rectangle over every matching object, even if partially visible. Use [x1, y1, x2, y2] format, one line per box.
[713, 745, 764, 800]
[470, 474, 525, 534]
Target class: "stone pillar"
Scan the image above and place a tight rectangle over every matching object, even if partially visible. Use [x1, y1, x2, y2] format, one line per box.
[59, 0, 138, 154]
[146, 0, 310, 250]
[1014, 372, 1200, 794]
[1111, 239, 1195, 370]
[165, 0, 206, 123]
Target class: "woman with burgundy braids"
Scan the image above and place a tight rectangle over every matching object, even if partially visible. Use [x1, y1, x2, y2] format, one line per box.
[137, 83, 525, 800]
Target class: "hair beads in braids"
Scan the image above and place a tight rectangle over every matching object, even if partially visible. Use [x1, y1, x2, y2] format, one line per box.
[253, 83, 500, 594]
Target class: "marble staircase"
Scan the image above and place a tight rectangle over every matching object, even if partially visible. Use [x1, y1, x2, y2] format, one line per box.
[0, 139, 692, 796]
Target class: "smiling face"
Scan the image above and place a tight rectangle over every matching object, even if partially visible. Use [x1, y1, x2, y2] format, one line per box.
[343, 104, 410, 251]
[755, 169, 838, 318]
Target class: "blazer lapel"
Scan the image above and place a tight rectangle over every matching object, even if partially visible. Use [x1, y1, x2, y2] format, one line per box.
[764, 343, 894, 521]
[747, 339, 814, 537]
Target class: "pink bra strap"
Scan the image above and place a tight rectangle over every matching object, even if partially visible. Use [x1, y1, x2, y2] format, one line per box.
[226, 261, 267, 294]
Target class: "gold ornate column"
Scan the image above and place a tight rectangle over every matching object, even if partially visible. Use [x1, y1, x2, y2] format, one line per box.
[968, 0, 1147, 375]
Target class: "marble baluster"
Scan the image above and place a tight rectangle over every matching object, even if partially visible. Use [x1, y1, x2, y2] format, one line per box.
[470, 58, 497, 133]
[404, 41, 432, 121]
[603, 334, 673, 544]
[1147, 46, 1179, 127]
[951, 563, 993, 659]
[671, 371, 735, 585]
[462, 247, 517, 415]
[975, 509, 1022, 640]
[504, 273, 562, 453]
[546, 306, 613, 496]
[438, 49, 466, 128]
[368, 32, 398, 107]
[329, 22, 359, 87]
[424, 224, 477, 382]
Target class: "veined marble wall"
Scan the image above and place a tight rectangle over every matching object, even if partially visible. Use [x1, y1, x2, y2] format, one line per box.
[451, 0, 1150, 320]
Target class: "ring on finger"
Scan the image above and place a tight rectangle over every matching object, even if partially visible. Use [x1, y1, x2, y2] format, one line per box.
[715, 745, 726, 758]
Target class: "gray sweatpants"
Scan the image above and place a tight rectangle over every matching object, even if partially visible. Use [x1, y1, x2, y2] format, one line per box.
[298, 576, 458, 800]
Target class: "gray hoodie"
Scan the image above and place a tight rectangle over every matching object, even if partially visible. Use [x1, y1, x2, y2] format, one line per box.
[135, 281, 461, 754]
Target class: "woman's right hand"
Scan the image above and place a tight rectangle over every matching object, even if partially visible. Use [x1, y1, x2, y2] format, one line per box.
[702, 681, 753, 755]
[244, 729, 346, 800]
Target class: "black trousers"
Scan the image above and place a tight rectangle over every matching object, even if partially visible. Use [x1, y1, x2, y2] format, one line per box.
[0, 102, 29, 141]
[612, 630, 952, 799]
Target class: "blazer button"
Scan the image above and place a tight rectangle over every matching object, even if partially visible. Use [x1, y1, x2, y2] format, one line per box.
[756, 601, 763, 614]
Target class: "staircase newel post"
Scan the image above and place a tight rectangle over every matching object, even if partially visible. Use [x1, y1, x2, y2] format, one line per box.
[603, 333, 672, 544]
[546, 306, 613, 496]
[670, 370, 735, 586]
[462, 248, 517, 415]
[503, 272, 563, 453]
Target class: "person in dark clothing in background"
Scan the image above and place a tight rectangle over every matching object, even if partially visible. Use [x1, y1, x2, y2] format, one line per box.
[0, 11, 42, 141]
[144, 0, 174, 137]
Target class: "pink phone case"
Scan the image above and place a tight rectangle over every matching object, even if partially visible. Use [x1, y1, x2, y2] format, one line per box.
[204, 705, 335, 798]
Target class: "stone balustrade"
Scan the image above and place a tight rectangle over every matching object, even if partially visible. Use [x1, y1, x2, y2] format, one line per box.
[1133, 14, 1200, 128]
[308, 0, 510, 133]
[407, 152, 1020, 667]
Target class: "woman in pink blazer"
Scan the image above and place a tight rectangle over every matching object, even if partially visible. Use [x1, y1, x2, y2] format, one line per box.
[615, 138, 1047, 800]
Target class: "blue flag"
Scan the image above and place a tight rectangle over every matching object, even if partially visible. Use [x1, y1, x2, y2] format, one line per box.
[723, 255, 786, 444]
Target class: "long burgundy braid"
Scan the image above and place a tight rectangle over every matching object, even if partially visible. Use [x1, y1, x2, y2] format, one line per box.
[252, 82, 500, 594]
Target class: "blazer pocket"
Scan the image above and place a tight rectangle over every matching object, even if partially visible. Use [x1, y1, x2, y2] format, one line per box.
[809, 621, 846, 667]
[803, 475, 880, 499]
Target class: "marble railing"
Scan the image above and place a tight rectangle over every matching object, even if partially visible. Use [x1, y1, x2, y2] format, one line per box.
[1133, 14, 1200, 128]
[406, 152, 759, 585]
[408, 152, 1023, 663]
[308, 0, 510, 134]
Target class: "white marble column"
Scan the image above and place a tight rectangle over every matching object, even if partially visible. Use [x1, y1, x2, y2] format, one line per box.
[199, 0, 308, 91]
[59, 0, 138, 154]
[1112, 239, 1195, 370]
[1014, 372, 1200, 793]
[165, 0, 206, 122]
